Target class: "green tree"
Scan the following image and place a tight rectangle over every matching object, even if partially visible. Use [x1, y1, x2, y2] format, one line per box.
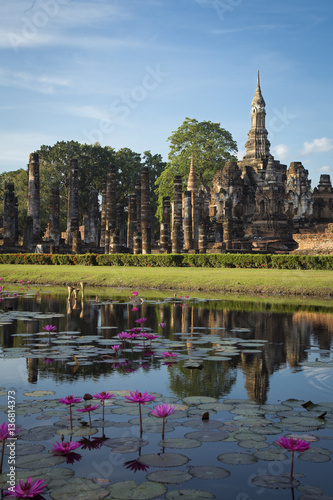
[155, 117, 238, 220]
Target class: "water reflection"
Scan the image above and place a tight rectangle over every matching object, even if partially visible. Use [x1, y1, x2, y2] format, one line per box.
[0, 292, 332, 405]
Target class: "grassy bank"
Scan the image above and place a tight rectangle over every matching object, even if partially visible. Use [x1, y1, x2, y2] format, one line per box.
[0, 264, 332, 298]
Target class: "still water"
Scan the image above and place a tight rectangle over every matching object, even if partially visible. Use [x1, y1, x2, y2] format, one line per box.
[0, 286, 332, 499]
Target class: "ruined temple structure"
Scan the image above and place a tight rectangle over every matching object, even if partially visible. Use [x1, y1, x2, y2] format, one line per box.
[1, 72, 333, 254]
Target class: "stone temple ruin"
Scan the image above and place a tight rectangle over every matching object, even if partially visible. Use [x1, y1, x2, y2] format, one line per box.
[1, 74, 333, 254]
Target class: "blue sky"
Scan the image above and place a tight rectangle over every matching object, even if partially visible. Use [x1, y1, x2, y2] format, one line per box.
[0, 0, 332, 186]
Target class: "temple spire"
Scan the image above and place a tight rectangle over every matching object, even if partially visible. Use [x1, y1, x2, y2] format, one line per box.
[187, 154, 198, 192]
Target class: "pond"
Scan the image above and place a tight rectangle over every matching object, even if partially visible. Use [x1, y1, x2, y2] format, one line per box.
[0, 284, 333, 499]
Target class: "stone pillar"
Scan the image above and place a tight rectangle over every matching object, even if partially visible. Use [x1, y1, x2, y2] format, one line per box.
[86, 189, 99, 247]
[105, 165, 117, 254]
[141, 167, 151, 254]
[48, 187, 60, 245]
[160, 196, 171, 252]
[172, 224, 182, 254]
[172, 175, 183, 251]
[133, 231, 142, 254]
[100, 183, 106, 248]
[27, 153, 40, 244]
[127, 194, 137, 253]
[135, 180, 141, 230]
[23, 216, 34, 251]
[116, 204, 125, 248]
[223, 199, 233, 250]
[67, 159, 79, 245]
[198, 223, 207, 254]
[193, 193, 202, 250]
[184, 191, 193, 251]
[109, 229, 120, 254]
[71, 217, 80, 254]
[3, 183, 18, 246]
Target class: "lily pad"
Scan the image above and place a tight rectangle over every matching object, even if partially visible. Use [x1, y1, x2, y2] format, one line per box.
[158, 437, 201, 449]
[51, 477, 109, 499]
[217, 452, 257, 465]
[106, 480, 167, 499]
[19, 426, 56, 441]
[165, 489, 215, 499]
[189, 466, 230, 480]
[251, 475, 299, 489]
[253, 448, 287, 461]
[15, 452, 66, 469]
[182, 419, 223, 430]
[138, 453, 189, 467]
[146, 469, 192, 483]
[183, 396, 217, 405]
[23, 390, 56, 397]
[184, 430, 228, 442]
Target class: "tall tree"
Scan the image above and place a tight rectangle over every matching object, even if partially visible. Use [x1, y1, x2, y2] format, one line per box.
[155, 117, 237, 220]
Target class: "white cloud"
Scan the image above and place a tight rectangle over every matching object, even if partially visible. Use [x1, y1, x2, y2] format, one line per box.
[0, 68, 71, 94]
[272, 144, 289, 161]
[67, 105, 110, 122]
[319, 165, 331, 173]
[302, 137, 333, 155]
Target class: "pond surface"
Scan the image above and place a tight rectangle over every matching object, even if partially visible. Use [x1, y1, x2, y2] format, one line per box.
[0, 285, 333, 499]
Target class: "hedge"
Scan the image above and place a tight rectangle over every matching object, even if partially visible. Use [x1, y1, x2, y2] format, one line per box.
[0, 253, 332, 270]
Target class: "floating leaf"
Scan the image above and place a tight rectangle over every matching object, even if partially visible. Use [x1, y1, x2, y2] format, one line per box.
[165, 489, 215, 499]
[158, 437, 201, 449]
[106, 480, 167, 499]
[146, 469, 192, 483]
[189, 466, 230, 480]
[138, 453, 189, 467]
[184, 430, 228, 442]
[50, 477, 109, 499]
[251, 475, 299, 489]
[15, 452, 66, 469]
[23, 390, 56, 397]
[217, 452, 257, 465]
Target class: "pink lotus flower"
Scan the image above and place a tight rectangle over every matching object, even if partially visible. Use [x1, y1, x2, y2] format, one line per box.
[132, 306, 139, 311]
[112, 345, 120, 353]
[42, 325, 57, 332]
[4, 476, 47, 498]
[93, 392, 115, 420]
[275, 436, 310, 478]
[59, 396, 82, 405]
[135, 318, 147, 324]
[158, 323, 166, 328]
[59, 395, 82, 429]
[150, 403, 176, 439]
[76, 403, 100, 427]
[276, 436, 310, 452]
[131, 291, 139, 296]
[124, 390, 155, 437]
[161, 352, 178, 358]
[52, 440, 81, 454]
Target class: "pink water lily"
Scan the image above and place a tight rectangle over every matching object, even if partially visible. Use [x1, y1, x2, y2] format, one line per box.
[52, 440, 81, 454]
[4, 476, 47, 498]
[135, 318, 147, 324]
[275, 436, 310, 478]
[131, 306, 139, 311]
[150, 403, 176, 439]
[124, 390, 155, 437]
[42, 325, 57, 332]
[59, 395, 82, 429]
[161, 352, 178, 358]
[131, 291, 139, 296]
[76, 403, 100, 427]
[158, 323, 166, 328]
[93, 392, 115, 420]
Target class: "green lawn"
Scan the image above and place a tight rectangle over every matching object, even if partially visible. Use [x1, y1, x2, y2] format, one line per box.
[0, 264, 332, 298]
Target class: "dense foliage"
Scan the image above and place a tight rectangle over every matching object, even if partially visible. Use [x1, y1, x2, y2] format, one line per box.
[0, 253, 332, 270]
[0, 142, 166, 236]
[155, 117, 238, 220]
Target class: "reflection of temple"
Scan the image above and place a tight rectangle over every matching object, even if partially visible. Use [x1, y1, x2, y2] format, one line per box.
[1, 295, 332, 403]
